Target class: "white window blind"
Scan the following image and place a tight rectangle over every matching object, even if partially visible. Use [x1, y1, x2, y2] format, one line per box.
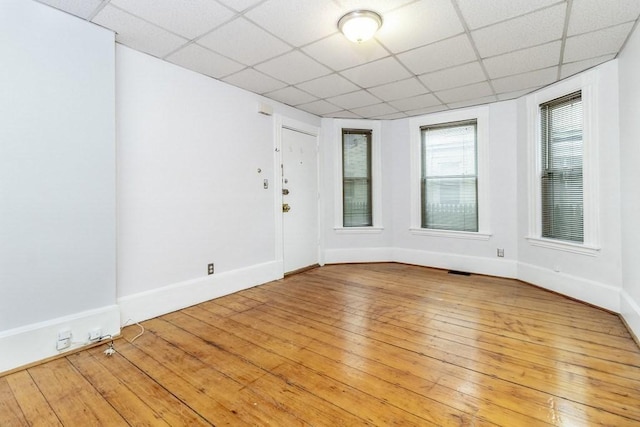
[540, 91, 583, 243]
[421, 120, 478, 232]
[342, 129, 372, 227]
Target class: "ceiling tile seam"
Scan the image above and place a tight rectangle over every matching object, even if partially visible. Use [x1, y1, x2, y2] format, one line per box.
[450, 0, 497, 99]
[87, 0, 112, 21]
[557, 0, 573, 80]
[463, 0, 567, 32]
[478, 39, 564, 62]
[212, 0, 266, 15]
[159, 14, 256, 61]
[93, 4, 189, 47]
[567, 19, 640, 40]
[616, 17, 640, 59]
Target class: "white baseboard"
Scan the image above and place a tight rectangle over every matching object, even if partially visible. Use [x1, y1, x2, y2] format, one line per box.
[118, 260, 282, 324]
[324, 246, 518, 278]
[621, 289, 640, 342]
[518, 262, 620, 312]
[324, 247, 393, 264]
[0, 305, 120, 374]
[392, 248, 519, 278]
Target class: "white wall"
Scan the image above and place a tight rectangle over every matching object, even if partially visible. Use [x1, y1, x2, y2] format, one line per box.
[516, 61, 623, 312]
[618, 25, 640, 339]
[0, 0, 118, 372]
[323, 101, 519, 277]
[116, 46, 320, 322]
[321, 118, 394, 263]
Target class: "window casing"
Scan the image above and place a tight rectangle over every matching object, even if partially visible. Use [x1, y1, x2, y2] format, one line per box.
[540, 91, 583, 243]
[342, 129, 372, 227]
[525, 74, 599, 256]
[334, 119, 382, 232]
[421, 120, 478, 232]
[409, 106, 490, 240]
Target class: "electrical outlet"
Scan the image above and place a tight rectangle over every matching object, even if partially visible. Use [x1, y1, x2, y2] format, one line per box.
[497, 248, 505, 257]
[57, 329, 71, 351]
[207, 263, 214, 275]
[89, 328, 102, 341]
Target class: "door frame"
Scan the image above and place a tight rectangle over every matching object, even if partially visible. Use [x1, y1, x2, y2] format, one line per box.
[273, 115, 323, 277]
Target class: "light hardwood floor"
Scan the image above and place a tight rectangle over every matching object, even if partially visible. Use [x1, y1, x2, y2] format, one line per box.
[1, 263, 639, 426]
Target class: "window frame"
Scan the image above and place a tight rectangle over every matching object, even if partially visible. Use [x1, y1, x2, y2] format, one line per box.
[526, 76, 600, 255]
[334, 119, 382, 233]
[409, 106, 491, 240]
[342, 128, 373, 227]
[421, 119, 479, 233]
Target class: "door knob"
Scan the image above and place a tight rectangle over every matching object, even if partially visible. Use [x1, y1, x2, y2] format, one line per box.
[282, 188, 290, 195]
[282, 203, 291, 213]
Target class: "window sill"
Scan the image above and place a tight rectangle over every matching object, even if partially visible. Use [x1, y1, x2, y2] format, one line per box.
[409, 228, 492, 240]
[526, 237, 600, 256]
[334, 227, 384, 234]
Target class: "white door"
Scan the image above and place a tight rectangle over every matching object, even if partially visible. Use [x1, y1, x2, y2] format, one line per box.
[282, 127, 318, 273]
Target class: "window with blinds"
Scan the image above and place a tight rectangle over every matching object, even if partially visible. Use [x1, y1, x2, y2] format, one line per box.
[342, 129, 372, 227]
[421, 120, 478, 232]
[540, 91, 583, 243]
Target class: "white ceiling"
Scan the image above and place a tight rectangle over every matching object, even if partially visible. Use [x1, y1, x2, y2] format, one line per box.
[36, 0, 640, 119]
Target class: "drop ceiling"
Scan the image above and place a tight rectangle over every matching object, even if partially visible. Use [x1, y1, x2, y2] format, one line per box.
[36, 0, 640, 119]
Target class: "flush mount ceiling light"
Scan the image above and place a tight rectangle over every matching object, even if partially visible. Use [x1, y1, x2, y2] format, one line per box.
[338, 10, 382, 43]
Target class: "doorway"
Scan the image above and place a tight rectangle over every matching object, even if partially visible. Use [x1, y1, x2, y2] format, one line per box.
[281, 127, 319, 273]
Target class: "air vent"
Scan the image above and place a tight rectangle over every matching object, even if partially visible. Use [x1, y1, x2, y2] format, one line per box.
[448, 270, 471, 276]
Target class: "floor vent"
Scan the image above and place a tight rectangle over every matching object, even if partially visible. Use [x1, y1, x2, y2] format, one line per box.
[448, 270, 471, 276]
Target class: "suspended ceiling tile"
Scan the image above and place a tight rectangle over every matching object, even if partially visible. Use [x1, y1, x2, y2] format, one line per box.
[110, 0, 235, 39]
[491, 67, 558, 93]
[418, 61, 486, 92]
[397, 34, 476, 75]
[331, 110, 363, 119]
[326, 90, 381, 110]
[296, 100, 342, 116]
[35, 0, 103, 19]
[496, 88, 537, 101]
[350, 103, 399, 118]
[92, 5, 187, 58]
[483, 41, 561, 79]
[457, 0, 559, 30]
[472, 4, 566, 58]
[372, 112, 408, 120]
[296, 74, 360, 99]
[568, 0, 640, 36]
[375, 0, 464, 53]
[435, 81, 494, 104]
[255, 50, 331, 85]
[340, 57, 411, 88]
[302, 34, 389, 71]
[447, 95, 498, 110]
[245, 0, 342, 47]
[264, 86, 318, 106]
[368, 78, 428, 102]
[563, 22, 634, 63]
[389, 93, 440, 111]
[167, 44, 245, 79]
[198, 17, 291, 66]
[216, 0, 263, 13]
[560, 54, 615, 79]
[222, 68, 287, 94]
[404, 104, 449, 117]
[334, 0, 415, 14]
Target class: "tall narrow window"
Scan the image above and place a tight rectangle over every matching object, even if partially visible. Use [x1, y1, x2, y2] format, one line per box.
[540, 91, 583, 242]
[421, 120, 478, 232]
[342, 129, 372, 227]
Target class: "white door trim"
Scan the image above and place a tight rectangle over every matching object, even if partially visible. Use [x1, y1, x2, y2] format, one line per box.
[273, 115, 322, 276]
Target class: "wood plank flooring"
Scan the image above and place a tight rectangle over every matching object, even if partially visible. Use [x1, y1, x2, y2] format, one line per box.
[2, 263, 639, 426]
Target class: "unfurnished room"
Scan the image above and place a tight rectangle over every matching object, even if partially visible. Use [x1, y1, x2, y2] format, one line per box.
[1, 0, 640, 425]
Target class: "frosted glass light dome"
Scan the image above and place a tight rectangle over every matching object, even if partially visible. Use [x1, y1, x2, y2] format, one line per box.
[338, 10, 382, 43]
